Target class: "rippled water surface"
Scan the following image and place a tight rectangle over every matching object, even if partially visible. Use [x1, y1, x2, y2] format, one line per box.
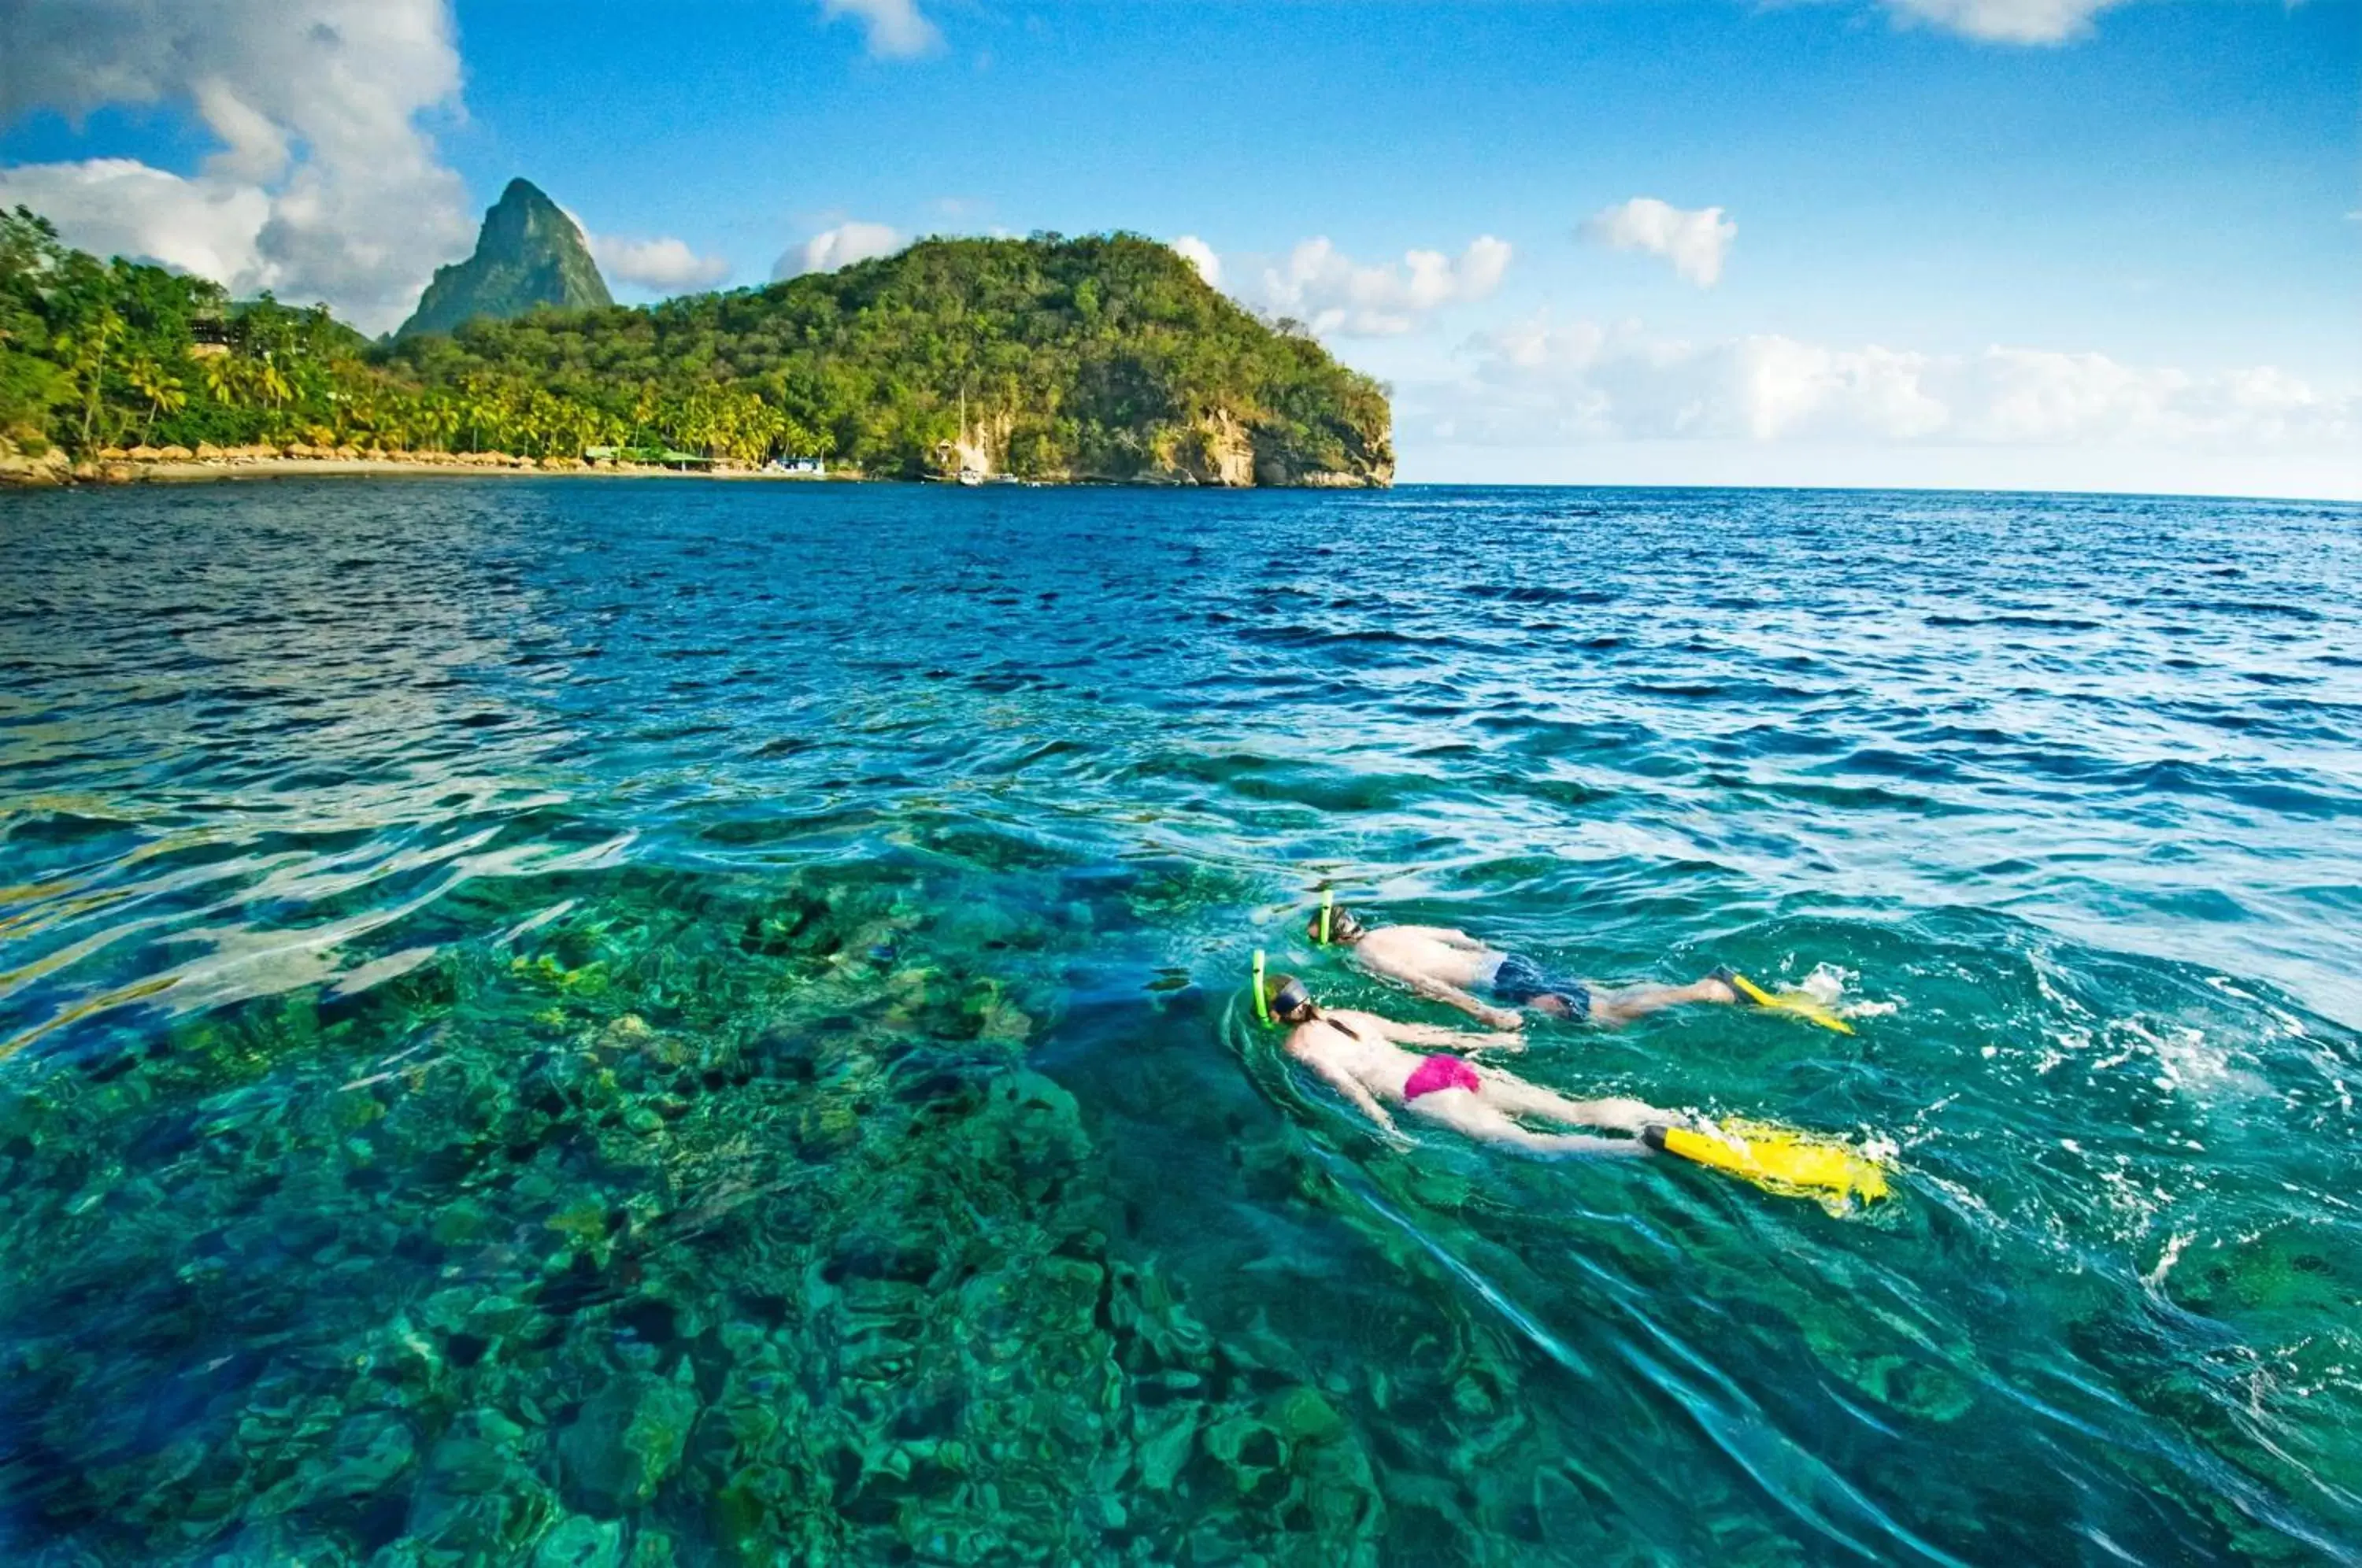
[3, 479, 2360, 1565]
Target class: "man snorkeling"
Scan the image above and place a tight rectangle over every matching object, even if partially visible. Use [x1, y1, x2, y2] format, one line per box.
[1307, 897, 1741, 1029]
[1258, 971, 1683, 1157]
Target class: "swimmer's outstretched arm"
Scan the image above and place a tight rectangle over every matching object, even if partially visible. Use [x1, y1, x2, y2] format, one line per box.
[1379, 1020, 1524, 1053]
[1296, 1049, 1401, 1137]
[1374, 964, 1521, 1029]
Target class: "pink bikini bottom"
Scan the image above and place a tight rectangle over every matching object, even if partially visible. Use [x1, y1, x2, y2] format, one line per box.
[1403, 1055, 1482, 1100]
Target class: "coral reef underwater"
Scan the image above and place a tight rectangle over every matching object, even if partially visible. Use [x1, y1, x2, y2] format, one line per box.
[0, 858, 1416, 1566]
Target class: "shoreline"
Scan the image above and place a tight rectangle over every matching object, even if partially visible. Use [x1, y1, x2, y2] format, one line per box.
[1, 452, 1386, 490]
[5, 454, 846, 486]
[139, 459, 835, 484]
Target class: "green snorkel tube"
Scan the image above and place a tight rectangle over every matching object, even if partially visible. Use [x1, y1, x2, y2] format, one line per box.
[1316, 889, 1335, 945]
[1252, 949, 1272, 1025]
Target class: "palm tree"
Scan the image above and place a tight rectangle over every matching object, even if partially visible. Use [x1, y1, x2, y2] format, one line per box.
[201, 353, 245, 407]
[253, 360, 292, 438]
[417, 398, 459, 453]
[124, 357, 187, 444]
[54, 307, 121, 449]
[628, 381, 661, 449]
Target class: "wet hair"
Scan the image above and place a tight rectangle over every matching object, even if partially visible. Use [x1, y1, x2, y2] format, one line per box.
[1307, 904, 1365, 945]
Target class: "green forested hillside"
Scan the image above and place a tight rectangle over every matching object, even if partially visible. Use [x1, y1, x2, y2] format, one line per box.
[0, 205, 1392, 486]
[1, 207, 372, 457]
[390, 233, 1393, 483]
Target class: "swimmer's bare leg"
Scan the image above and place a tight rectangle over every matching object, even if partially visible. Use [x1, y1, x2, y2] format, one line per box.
[1405, 1086, 1653, 1159]
[1477, 1074, 1665, 1136]
[1584, 976, 1738, 1026]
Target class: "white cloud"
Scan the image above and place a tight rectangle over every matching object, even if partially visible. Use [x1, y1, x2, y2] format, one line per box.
[774, 220, 904, 279]
[1878, 0, 2129, 44]
[1581, 198, 1736, 288]
[0, 0, 470, 333]
[588, 233, 731, 293]
[820, 0, 942, 57]
[1431, 314, 2362, 456]
[0, 160, 270, 284]
[1171, 235, 1223, 289]
[1205, 235, 1510, 337]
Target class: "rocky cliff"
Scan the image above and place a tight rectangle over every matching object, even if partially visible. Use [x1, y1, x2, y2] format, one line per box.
[394, 179, 613, 341]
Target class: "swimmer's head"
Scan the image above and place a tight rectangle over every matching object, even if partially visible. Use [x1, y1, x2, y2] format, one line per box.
[1263, 973, 1316, 1023]
[1308, 903, 1364, 945]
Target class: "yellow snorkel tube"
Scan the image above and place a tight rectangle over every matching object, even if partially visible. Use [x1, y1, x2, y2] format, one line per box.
[1316, 889, 1334, 945]
[1252, 949, 1272, 1025]
[1643, 1119, 1892, 1212]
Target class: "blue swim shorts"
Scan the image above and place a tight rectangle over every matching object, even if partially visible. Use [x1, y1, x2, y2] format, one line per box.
[1488, 953, 1591, 1013]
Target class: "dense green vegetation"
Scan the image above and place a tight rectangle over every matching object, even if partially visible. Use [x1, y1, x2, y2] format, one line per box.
[1, 206, 412, 460]
[0, 204, 1392, 484]
[391, 231, 1391, 482]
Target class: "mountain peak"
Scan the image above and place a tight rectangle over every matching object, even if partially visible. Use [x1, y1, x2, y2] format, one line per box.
[394, 177, 611, 340]
[489, 177, 562, 227]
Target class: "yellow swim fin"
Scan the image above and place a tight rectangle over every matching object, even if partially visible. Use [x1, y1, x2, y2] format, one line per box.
[1718, 967, 1855, 1034]
[1644, 1119, 1893, 1210]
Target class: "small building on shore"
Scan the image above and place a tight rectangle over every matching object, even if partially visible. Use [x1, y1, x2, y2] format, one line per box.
[585, 445, 714, 471]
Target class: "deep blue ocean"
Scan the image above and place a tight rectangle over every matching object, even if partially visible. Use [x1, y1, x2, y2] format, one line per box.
[2, 479, 2358, 1565]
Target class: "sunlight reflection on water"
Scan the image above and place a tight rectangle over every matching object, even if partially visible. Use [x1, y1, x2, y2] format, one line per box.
[1, 480, 2358, 1564]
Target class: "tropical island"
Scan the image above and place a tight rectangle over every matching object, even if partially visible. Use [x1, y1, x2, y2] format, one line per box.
[0, 180, 1393, 488]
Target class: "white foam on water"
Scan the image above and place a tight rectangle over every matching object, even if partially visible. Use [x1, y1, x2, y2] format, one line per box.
[1800, 963, 1849, 1005]
[2142, 1017, 2273, 1101]
[1797, 960, 1898, 1018]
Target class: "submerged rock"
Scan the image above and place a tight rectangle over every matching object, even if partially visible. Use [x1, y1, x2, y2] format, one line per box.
[0, 866, 1406, 1565]
[534, 1513, 624, 1568]
[558, 1368, 698, 1515]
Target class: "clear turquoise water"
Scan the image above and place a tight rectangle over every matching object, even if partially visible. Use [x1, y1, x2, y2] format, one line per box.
[2, 479, 2358, 1565]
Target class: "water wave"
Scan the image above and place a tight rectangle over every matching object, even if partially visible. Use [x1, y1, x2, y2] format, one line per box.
[2, 481, 2359, 1564]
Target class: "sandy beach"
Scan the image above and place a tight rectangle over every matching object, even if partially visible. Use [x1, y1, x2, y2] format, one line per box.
[0, 449, 840, 486]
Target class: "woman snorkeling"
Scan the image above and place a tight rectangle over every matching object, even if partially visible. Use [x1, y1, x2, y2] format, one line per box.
[1256, 963, 1895, 1206]
[1260, 971, 1684, 1158]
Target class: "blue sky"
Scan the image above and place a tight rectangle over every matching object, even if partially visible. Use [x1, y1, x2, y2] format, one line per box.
[3, 0, 2354, 495]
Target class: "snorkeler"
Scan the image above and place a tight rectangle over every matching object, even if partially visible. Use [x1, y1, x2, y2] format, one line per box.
[1258, 971, 1680, 1158]
[1306, 897, 1739, 1029]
